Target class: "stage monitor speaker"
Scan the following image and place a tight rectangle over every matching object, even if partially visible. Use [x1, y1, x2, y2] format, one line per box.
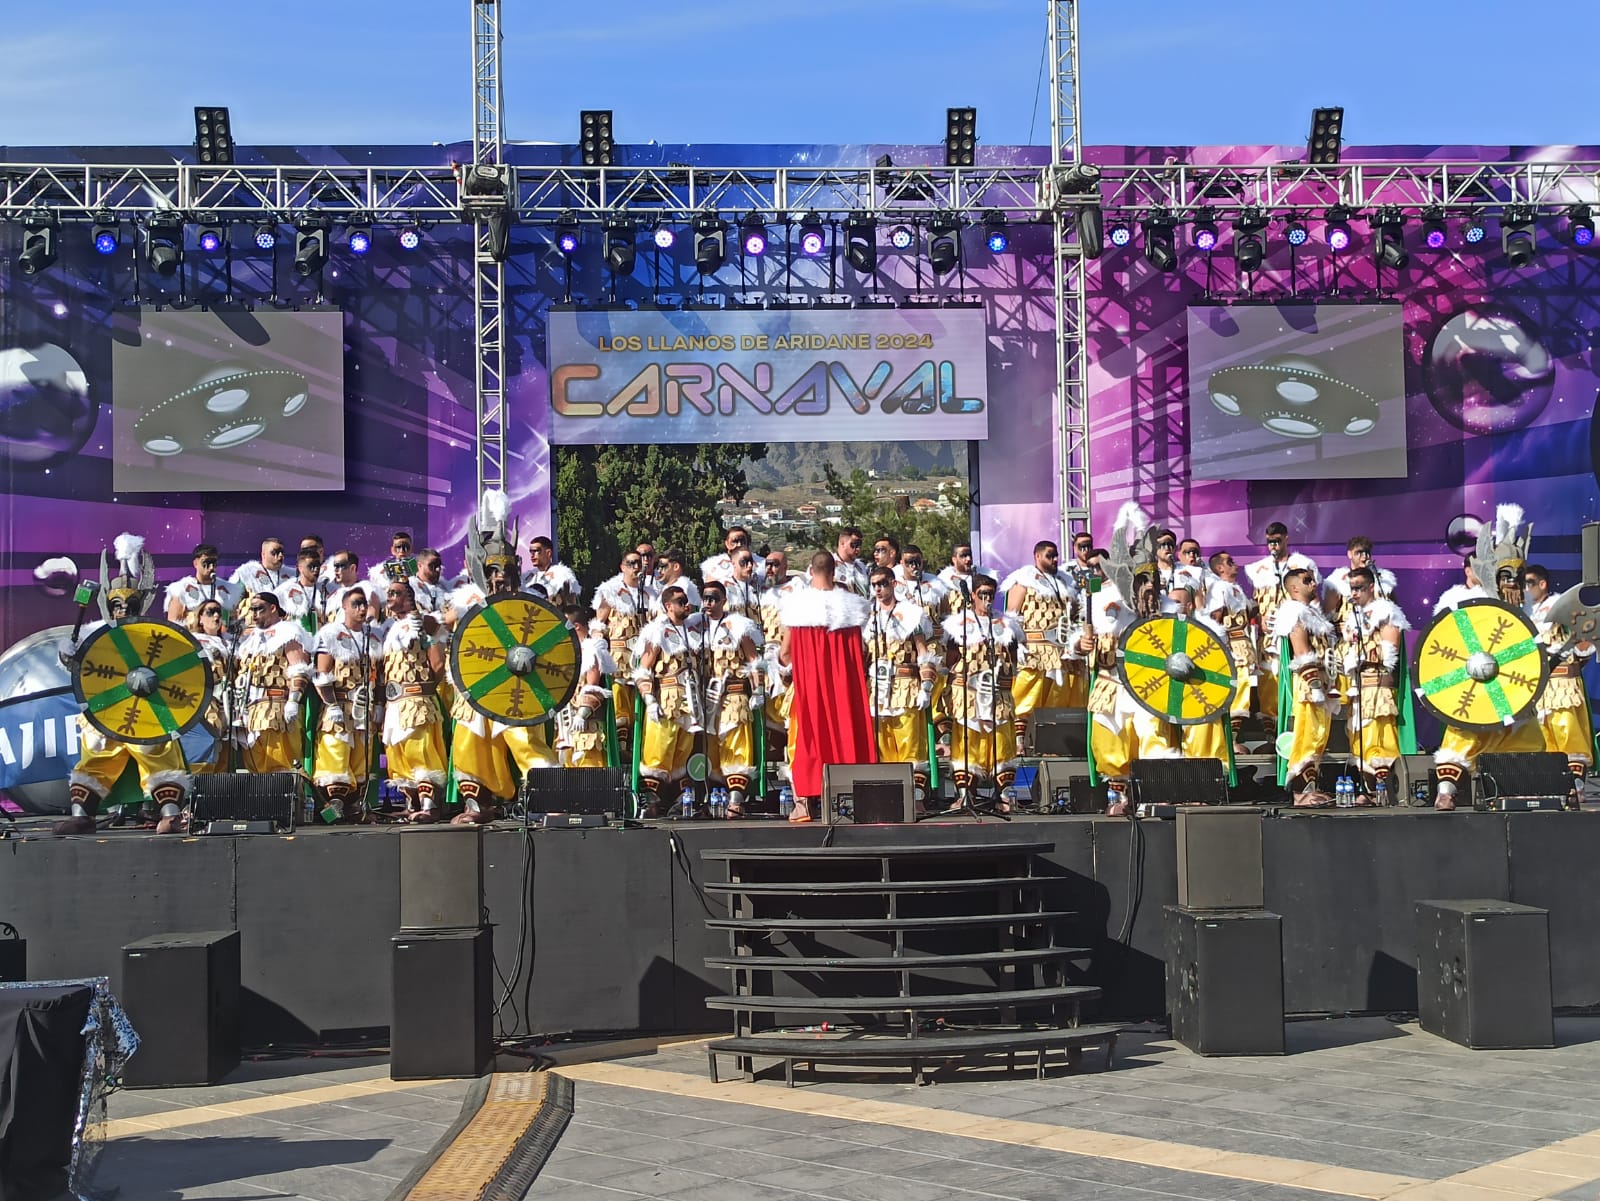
[0, 981, 94, 1201]
[1133, 757, 1228, 806]
[0, 928, 24, 982]
[1476, 752, 1571, 810]
[822, 762, 915, 824]
[1164, 906, 1284, 1055]
[1028, 708, 1089, 758]
[1415, 900, 1553, 1049]
[190, 771, 301, 832]
[1396, 753, 1468, 808]
[520, 765, 630, 817]
[391, 928, 492, 1079]
[120, 931, 241, 1087]
[1176, 808, 1264, 909]
[1031, 758, 1098, 813]
[399, 825, 485, 931]
[1584, 521, 1600, 585]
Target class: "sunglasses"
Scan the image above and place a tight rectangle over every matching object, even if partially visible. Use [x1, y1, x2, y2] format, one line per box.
[974, 591, 996, 600]
[622, 558, 642, 568]
[1157, 541, 1176, 549]
[199, 608, 223, 617]
[729, 536, 749, 545]
[735, 557, 753, 566]
[872, 580, 895, 588]
[904, 560, 923, 569]
[765, 561, 783, 569]
[265, 547, 285, 556]
[1266, 538, 1286, 545]
[248, 604, 268, 613]
[198, 558, 217, 567]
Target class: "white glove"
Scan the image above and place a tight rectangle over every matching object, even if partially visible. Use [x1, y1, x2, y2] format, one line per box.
[914, 683, 933, 711]
[324, 704, 346, 725]
[574, 702, 597, 725]
[1309, 686, 1327, 705]
[750, 688, 767, 708]
[645, 698, 662, 723]
[283, 699, 301, 723]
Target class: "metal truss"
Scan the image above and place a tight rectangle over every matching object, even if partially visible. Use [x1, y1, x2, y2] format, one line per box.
[471, 0, 506, 497]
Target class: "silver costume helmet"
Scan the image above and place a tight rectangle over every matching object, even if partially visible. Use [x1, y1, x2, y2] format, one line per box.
[465, 488, 519, 594]
[99, 532, 156, 623]
[1470, 503, 1533, 605]
[1106, 501, 1161, 615]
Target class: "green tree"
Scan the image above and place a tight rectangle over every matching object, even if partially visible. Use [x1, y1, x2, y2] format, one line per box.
[554, 443, 768, 592]
[805, 466, 972, 562]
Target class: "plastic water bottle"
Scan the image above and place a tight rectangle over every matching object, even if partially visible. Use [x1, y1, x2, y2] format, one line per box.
[1336, 775, 1352, 807]
[778, 784, 794, 818]
[1374, 775, 1388, 807]
[303, 793, 317, 826]
[1001, 785, 1020, 813]
[679, 783, 695, 820]
[711, 786, 727, 820]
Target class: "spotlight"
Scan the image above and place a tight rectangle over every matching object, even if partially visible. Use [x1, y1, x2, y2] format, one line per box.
[739, 212, 768, 257]
[888, 225, 915, 251]
[1284, 218, 1309, 247]
[1502, 206, 1537, 267]
[1191, 212, 1219, 252]
[1421, 207, 1448, 250]
[844, 215, 877, 273]
[292, 215, 329, 277]
[1463, 216, 1487, 245]
[195, 216, 224, 254]
[146, 212, 184, 278]
[194, 105, 234, 165]
[982, 210, 1008, 254]
[398, 227, 422, 251]
[254, 223, 278, 250]
[693, 214, 727, 274]
[17, 209, 58, 276]
[1076, 205, 1104, 258]
[604, 215, 637, 275]
[580, 110, 614, 167]
[927, 212, 963, 274]
[555, 210, 580, 255]
[91, 210, 120, 256]
[1324, 206, 1353, 252]
[1108, 221, 1133, 248]
[1567, 204, 1595, 247]
[945, 106, 977, 167]
[1371, 209, 1408, 269]
[1235, 208, 1267, 272]
[346, 223, 372, 256]
[1307, 106, 1344, 165]
[797, 212, 827, 257]
[1142, 211, 1177, 272]
[652, 224, 676, 249]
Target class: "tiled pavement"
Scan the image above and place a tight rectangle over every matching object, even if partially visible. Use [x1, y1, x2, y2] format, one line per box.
[95, 1018, 1600, 1200]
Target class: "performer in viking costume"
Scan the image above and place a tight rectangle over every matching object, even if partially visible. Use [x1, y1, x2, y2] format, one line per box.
[379, 580, 448, 823]
[1338, 565, 1412, 799]
[1166, 569, 1233, 763]
[1002, 540, 1081, 741]
[311, 588, 384, 823]
[633, 585, 704, 813]
[234, 590, 315, 776]
[866, 567, 940, 811]
[1524, 564, 1595, 801]
[229, 537, 294, 627]
[1273, 567, 1338, 807]
[559, 608, 617, 771]
[191, 598, 237, 775]
[1206, 550, 1258, 753]
[722, 550, 765, 623]
[695, 581, 766, 817]
[56, 534, 194, 836]
[1243, 522, 1320, 723]
[1322, 535, 1396, 623]
[941, 575, 1023, 810]
[894, 546, 952, 617]
[593, 550, 659, 758]
[1429, 504, 1546, 811]
[165, 543, 241, 631]
[524, 536, 580, 606]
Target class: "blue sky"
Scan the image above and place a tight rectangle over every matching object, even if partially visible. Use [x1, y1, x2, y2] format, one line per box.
[2, 1, 1596, 151]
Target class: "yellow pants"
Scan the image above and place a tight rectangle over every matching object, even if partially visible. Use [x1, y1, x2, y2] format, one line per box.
[640, 717, 698, 783]
[1230, 672, 1254, 719]
[71, 736, 189, 799]
[1435, 719, 1545, 776]
[948, 723, 1017, 782]
[242, 727, 303, 776]
[875, 709, 929, 768]
[504, 722, 558, 771]
[1181, 719, 1229, 763]
[612, 680, 637, 730]
[709, 721, 758, 783]
[1282, 698, 1332, 780]
[1012, 666, 1072, 721]
[450, 722, 555, 800]
[1062, 665, 1090, 711]
[1090, 717, 1138, 780]
[386, 721, 448, 785]
[1348, 715, 1401, 774]
[1259, 672, 1280, 721]
[313, 728, 378, 788]
[1541, 707, 1593, 768]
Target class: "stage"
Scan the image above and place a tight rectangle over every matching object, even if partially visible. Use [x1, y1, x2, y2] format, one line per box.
[3, 808, 1598, 1048]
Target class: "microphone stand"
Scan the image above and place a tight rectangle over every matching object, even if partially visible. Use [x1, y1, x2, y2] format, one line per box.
[1348, 604, 1371, 802]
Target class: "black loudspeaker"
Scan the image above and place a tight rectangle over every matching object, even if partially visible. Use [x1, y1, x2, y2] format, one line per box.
[1164, 907, 1284, 1055]
[120, 931, 241, 1087]
[1396, 753, 1468, 808]
[1031, 758, 1098, 813]
[0, 981, 94, 1201]
[1133, 757, 1228, 806]
[1476, 752, 1571, 811]
[1028, 708, 1089, 758]
[1415, 900, 1553, 1049]
[0, 928, 24, 982]
[190, 771, 301, 831]
[520, 765, 630, 817]
[1176, 808, 1264, 909]
[398, 825, 484, 931]
[391, 928, 492, 1079]
[823, 762, 915, 824]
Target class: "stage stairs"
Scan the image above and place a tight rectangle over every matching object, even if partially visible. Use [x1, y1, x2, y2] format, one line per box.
[700, 841, 1119, 1085]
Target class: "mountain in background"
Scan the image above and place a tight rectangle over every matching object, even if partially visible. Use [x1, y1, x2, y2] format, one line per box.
[742, 441, 965, 489]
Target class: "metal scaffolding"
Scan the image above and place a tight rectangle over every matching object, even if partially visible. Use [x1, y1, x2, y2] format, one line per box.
[470, 0, 507, 499]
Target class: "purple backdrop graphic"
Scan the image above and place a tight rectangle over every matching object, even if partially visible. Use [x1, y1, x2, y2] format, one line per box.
[3, 138, 1599, 661]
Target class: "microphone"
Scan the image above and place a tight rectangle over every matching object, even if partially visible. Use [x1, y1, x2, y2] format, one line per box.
[959, 577, 971, 598]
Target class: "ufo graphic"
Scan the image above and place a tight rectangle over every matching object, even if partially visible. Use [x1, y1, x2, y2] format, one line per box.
[132, 365, 311, 457]
[1206, 354, 1380, 440]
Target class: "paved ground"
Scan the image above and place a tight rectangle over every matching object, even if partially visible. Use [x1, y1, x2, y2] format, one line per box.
[96, 1018, 1600, 1201]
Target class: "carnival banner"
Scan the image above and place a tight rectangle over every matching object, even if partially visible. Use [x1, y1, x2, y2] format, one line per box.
[546, 307, 990, 444]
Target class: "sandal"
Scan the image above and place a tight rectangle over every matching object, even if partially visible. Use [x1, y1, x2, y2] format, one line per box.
[723, 803, 744, 819]
[1293, 791, 1336, 809]
[787, 802, 813, 823]
[1434, 795, 1456, 812]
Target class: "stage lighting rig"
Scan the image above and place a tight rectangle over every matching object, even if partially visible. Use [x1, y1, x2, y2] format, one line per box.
[1567, 204, 1595, 247]
[345, 217, 372, 256]
[193, 212, 224, 254]
[1108, 221, 1133, 248]
[1463, 215, 1487, 245]
[555, 211, 581, 255]
[1373, 208, 1409, 269]
[1190, 211, 1218, 252]
[604, 215, 637, 275]
[982, 211, 1008, 254]
[194, 106, 234, 165]
[17, 209, 58, 276]
[888, 225, 915, 250]
[398, 227, 422, 251]
[877, 155, 937, 204]
[797, 212, 827, 257]
[1235, 208, 1268, 272]
[945, 107, 976, 167]
[652, 223, 676, 249]
[693, 214, 727, 274]
[739, 212, 769, 257]
[1421, 206, 1448, 250]
[1324, 206, 1354, 252]
[1307, 106, 1344, 165]
[254, 222, 278, 250]
[844, 215, 877, 273]
[1142, 211, 1177, 272]
[927, 212, 963, 274]
[292, 214, 330, 277]
[146, 212, 184, 277]
[91, 210, 120, 256]
[580, 110, 615, 166]
[1501, 206, 1537, 267]
[1284, 217, 1309, 248]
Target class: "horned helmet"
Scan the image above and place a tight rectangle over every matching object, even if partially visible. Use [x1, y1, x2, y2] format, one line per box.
[465, 489, 519, 595]
[100, 532, 156, 623]
[1107, 502, 1162, 620]
[1470, 503, 1532, 606]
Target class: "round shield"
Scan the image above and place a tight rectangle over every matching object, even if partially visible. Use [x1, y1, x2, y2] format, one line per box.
[1117, 615, 1237, 726]
[70, 618, 212, 746]
[1412, 598, 1546, 731]
[450, 593, 580, 726]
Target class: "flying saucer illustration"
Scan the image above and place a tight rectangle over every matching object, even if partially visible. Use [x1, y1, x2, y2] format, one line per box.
[131, 364, 310, 457]
[1207, 354, 1380, 441]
